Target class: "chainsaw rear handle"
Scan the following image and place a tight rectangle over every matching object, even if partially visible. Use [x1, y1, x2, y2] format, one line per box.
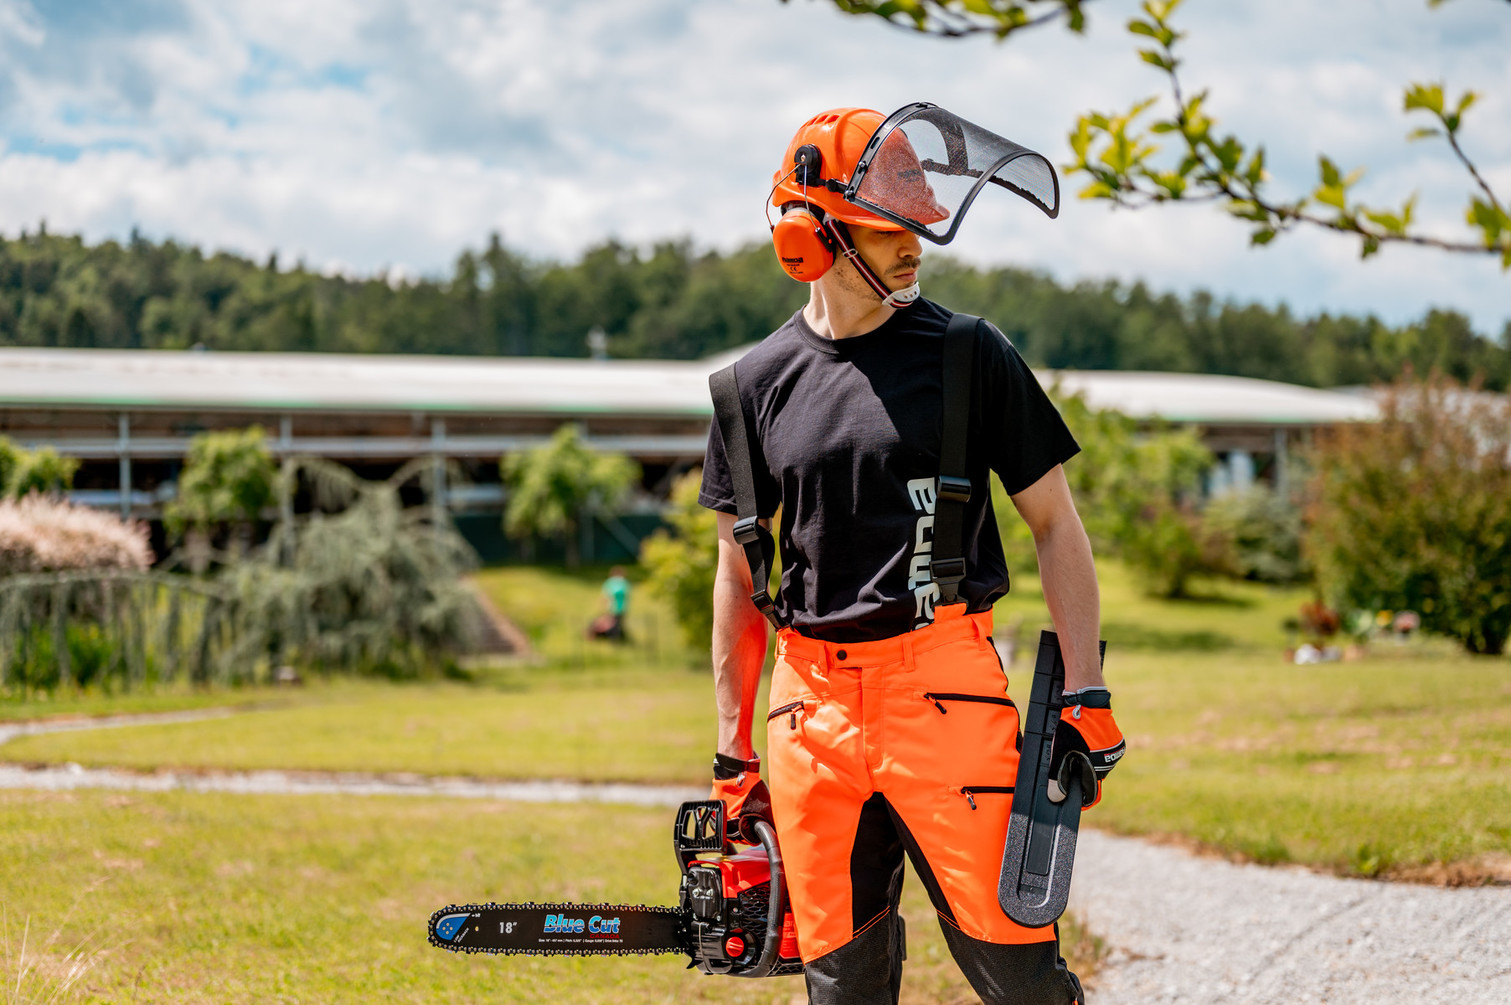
[733, 819, 786, 979]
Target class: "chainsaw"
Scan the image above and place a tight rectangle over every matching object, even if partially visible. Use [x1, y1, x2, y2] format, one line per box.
[427, 800, 804, 978]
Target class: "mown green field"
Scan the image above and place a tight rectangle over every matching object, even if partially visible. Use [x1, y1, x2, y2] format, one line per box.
[7, 562, 1510, 882]
[3, 560, 1509, 1003]
[0, 790, 1096, 1004]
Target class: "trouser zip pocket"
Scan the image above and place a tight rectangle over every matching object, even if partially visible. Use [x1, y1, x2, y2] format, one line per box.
[923, 692, 1016, 715]
[768, 700, 809, 730]
[959, 785, 1015, 810]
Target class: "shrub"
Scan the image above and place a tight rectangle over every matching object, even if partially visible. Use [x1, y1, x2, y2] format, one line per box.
[0, 495, 153, 575]
[6, 447, 78, 498]
[165, 427, 276, 540]
[1203, 485, 1307, 584]
[0, 437, 79, 499]
[642, 469, 719, 653]
[1306, 374, 1511, 655]
[501, 425, 640, 567]
[1056, 393, 1217, 597]
[227, 456, 481, 676]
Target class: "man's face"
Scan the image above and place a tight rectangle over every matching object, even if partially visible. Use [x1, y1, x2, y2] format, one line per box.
[847, 224, 923, 295]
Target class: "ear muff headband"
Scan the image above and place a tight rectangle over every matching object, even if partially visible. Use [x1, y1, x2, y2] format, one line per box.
[772, 204, 835, 282]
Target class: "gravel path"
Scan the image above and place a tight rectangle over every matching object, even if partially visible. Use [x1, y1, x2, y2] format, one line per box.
[0, 707, 237, 744]
[1070, 829, 1511, 1005]
[0, 762, 702, 806]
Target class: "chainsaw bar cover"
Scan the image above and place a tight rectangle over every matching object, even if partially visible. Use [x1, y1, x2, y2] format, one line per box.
[997, 630, 1105, 927]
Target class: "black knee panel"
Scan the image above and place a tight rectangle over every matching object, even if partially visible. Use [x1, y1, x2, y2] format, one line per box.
[938, 924, 1084, 1005]
[803, 909, 906, 1005]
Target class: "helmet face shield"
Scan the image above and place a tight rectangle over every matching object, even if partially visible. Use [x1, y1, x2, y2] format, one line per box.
[847, 103, 1060, 244]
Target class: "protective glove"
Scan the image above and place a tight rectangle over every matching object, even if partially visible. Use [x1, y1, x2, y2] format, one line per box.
[1047, 687, 1125, 809]
[709, 752, 774, 845]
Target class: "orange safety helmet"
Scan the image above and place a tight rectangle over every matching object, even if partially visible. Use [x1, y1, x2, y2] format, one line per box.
[769, 108, 947, 289]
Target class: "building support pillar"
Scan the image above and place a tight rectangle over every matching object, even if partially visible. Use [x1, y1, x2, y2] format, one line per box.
[118, 414, 132, 518]
[430, 418, 447, 530]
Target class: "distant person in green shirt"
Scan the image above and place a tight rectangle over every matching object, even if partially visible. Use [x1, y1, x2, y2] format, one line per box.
[590, 566, 630, 642]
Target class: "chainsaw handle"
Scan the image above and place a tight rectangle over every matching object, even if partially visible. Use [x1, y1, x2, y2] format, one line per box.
[732, 819, 786, 979]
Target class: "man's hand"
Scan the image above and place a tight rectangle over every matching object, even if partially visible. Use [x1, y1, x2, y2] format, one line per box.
[710, 752, 775, 844]
[1047, 688, 1125, 809]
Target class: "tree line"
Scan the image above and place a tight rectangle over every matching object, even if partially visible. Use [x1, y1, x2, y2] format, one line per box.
[2, 226, 1508, 388]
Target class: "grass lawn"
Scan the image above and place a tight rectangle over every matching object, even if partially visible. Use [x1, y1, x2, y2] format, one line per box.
[0, 684, 302, 725]
[0, 673, 752, 784]
[0, 790, 1097, 1004]
[4, 561, 1510, 883]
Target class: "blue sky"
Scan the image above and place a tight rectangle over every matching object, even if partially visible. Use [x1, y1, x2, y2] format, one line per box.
[1, 0, 1508, 338]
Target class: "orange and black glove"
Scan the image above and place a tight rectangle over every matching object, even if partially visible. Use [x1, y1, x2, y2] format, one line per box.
[709, 752, 773, 845]
[1047, 688, 1125, 810]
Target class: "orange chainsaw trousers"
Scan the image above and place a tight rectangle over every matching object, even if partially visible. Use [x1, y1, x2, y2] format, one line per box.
[765, 604, 1057, 963]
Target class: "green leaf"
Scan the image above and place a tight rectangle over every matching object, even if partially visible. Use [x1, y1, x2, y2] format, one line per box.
[1243, 147, 1267, 186]
[1364, 209, 1404, 235]
[1361, 235, 1381, 259]
[1213, 137, 1243, 173]
[1318, 156, 1342, 188]
[1128, 19, 1159, 37]
[1403, 82, 1445, 116]
[1153, 171, 1187, 198]
[1314, 185, 1347, 211]
[1139, 49, 1174, 71]
[1407, 126, 1442, 142]
[1251, 227, 1278, 246]
[1466, 197, 1508, 245]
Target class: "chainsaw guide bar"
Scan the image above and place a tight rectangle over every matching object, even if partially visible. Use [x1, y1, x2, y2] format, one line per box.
[428, 902, 686, 957]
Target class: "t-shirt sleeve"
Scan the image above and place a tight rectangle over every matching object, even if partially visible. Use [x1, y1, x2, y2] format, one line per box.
[979, 322, 1080, 495]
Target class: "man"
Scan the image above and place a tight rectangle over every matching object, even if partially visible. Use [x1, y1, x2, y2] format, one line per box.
[698, 106, 1123, 1004]
[595, 565, 630, 641]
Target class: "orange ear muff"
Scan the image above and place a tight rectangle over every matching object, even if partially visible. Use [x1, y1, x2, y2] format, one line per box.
[771, 205, 834, 282]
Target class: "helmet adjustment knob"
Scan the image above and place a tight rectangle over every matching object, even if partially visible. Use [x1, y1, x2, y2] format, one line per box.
[793, 144, 823, 187]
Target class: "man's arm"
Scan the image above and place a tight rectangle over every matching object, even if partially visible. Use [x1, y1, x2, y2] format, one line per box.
[712, 510, 770, 760]
[1010, 464, 1105, 692]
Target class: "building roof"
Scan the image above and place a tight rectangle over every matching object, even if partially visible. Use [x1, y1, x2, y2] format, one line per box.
[1044, 369, 1381, 426]
[0, 347, 1380, 426]
[0, 348, 715, 417]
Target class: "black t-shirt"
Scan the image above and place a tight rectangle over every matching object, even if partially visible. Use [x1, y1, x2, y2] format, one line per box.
[699, 299, 1079, 643]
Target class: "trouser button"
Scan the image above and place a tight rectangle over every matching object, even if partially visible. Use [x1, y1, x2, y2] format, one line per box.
[835, 649, 847, 661]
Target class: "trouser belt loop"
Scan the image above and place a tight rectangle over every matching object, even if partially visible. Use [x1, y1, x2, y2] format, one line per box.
[901, 634, 915, 673]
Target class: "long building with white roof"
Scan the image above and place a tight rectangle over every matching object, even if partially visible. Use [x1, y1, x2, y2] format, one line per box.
[0, 346, 1379, 527]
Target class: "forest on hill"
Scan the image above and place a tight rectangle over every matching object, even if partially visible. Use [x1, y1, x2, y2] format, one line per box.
[2, 227, 1507, 389]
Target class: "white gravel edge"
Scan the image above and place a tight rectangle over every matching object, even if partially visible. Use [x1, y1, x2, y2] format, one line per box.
[1070, 829, 1511, 1004]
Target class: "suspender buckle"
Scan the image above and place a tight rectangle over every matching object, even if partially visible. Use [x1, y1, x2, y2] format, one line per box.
[749, 590, 783, 629]
[938, 475, 972, 504]
[931, 557, 967, 584]
[732, 515, 762, 546]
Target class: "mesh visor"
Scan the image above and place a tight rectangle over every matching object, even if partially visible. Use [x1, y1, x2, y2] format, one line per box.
[848, 104, 1060, 244]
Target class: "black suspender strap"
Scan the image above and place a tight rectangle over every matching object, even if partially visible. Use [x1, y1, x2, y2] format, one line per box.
[709, 363, 784, 629]
[932, 312, 980, 607]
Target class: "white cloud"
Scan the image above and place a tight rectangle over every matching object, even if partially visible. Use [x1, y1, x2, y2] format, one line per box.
[0, 0, 1507, 337]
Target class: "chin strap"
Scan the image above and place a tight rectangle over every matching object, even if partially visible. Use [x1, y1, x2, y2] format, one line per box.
[822, 218, 919, 308]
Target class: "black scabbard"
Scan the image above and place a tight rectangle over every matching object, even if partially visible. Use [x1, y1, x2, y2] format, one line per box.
[997, 630, 1104, 927]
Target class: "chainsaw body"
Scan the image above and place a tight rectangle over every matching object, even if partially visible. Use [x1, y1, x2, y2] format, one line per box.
[675, 800, 803, 977]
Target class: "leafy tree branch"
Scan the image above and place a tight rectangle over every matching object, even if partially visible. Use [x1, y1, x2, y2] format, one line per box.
[780, 0, 1092, 39]
[806, 0, 1511, 267]
[1066, 0, 1510, 265]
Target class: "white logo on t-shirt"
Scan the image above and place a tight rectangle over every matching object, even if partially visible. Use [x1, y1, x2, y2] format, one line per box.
[905, 477, 940, 627]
